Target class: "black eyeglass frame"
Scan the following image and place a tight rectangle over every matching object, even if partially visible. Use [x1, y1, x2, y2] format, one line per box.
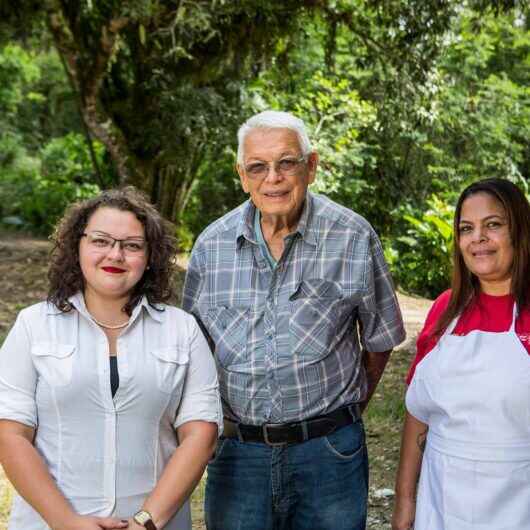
[81, 232, 147, 254]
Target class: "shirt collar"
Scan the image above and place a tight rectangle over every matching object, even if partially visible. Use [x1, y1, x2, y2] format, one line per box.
[235, 192, 317, 248]
[236, 200, 257, 247]
[47, 292, 165, 323]
[296, 192, 317, 246]
[136, 296, 165, 323]
[45, 301, 64, 316]
[45, 292, 87, 316]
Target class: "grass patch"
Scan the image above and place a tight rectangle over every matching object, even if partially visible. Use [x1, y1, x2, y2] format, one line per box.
[0, 470, 13, 529]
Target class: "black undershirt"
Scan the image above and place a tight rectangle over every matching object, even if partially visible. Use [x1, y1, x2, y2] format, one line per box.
[109, 356, 119, 397]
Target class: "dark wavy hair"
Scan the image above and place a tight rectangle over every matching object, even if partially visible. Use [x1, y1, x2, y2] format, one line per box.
[47, 186, 177, 315]
[433, 178, 530, 337]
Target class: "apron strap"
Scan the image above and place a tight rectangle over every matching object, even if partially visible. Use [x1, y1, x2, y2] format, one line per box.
[509, 301, 518, 333]
[444, 315, 460, 336]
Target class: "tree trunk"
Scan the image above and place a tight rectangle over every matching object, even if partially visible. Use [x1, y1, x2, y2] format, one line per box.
[45, 3, 141, 187]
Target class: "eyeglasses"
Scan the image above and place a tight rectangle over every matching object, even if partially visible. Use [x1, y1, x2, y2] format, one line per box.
[81, 232, 147, 255]
[244, 155, 307, 180]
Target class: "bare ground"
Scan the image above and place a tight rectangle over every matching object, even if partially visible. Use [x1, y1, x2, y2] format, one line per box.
[0, 236, 432, 530]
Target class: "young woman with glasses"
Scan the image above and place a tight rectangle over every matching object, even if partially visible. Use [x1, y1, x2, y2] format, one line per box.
[0, 187, 222, 530]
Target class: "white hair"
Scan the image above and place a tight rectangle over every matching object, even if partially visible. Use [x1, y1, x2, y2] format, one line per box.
[236, 110, 313, 164]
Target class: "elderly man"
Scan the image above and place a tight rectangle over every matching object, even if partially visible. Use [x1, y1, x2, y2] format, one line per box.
[182, 110, 405, 530]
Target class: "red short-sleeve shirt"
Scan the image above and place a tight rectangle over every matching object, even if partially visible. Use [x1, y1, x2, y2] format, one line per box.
[406, 290, 530, 384]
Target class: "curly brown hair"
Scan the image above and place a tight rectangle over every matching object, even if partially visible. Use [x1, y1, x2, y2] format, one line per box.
[48, 186, 177, 315]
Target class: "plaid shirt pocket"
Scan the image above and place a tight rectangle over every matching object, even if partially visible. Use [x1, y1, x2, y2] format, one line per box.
[289, 280, 343, 361]
[205, 306, 249, 367]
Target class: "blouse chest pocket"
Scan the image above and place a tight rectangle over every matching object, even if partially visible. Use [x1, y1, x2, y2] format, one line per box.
[150, 346, 189, 394]
[289, 279, 343, 361]
[31, 342, 75, 387]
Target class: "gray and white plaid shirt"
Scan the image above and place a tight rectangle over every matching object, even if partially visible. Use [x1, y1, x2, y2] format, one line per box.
[182, 192, 405, 425]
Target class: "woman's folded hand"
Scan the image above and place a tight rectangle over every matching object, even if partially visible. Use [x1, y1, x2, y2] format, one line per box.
[56, 514, 129, 530]
[391, 494, 416, 530]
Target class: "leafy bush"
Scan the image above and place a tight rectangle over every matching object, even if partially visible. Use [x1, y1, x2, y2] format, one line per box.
[0, 133, 101, 235]
[181, 150, 247, 252]
[388, 195, 454, 299]
[0, 44, 40, 133]
[40, 132, 106, 184]
[388, 177, 530, 299]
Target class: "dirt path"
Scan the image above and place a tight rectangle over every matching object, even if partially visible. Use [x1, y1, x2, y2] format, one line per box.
[0, 237, 51, 339]
[396, 292, 432, 349]
[0, 236, 432, 529]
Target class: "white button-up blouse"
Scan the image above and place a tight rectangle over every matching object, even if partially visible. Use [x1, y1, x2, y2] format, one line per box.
[0, 293, 222, 530]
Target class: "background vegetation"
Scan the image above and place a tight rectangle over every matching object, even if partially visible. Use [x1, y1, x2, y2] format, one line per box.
[0, 0, 529, 299]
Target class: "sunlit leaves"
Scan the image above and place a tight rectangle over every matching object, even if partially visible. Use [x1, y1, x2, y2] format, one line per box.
[0, 44, 40, 121]
[390, 195, 455, 298]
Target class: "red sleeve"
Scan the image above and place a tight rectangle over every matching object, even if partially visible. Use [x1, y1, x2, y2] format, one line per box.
[406, 290, 452, 384]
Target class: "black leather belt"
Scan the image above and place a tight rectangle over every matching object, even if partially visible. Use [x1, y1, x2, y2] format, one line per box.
[223, 404, 362, 446]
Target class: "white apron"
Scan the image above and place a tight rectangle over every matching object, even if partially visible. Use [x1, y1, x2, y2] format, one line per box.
[406, 304, 530, 530]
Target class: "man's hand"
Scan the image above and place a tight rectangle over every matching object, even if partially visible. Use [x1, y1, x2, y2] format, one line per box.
[391, 494, 415, 530]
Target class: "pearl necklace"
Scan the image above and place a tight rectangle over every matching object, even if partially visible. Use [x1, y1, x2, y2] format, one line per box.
[89, 315, 130, 330]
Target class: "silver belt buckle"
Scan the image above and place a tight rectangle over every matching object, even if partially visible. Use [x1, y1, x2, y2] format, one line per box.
[262, 423, 287, 446]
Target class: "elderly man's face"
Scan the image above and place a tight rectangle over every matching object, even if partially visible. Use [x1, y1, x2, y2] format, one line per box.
[237, 128, 317, 222]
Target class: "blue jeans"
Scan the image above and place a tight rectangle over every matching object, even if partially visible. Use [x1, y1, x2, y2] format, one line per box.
[205, 420, 368, 530]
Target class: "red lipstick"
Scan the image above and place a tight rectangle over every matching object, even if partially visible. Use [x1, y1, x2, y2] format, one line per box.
[102, 266, 126, 274]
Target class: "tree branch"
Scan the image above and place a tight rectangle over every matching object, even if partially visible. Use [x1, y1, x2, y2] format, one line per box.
[45, 1, 138, 185]
[57, 51, 105, 188]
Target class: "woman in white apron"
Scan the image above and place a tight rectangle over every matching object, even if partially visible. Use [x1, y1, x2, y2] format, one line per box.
[0, 188, 222, 530]
[392, 178, 530, 530]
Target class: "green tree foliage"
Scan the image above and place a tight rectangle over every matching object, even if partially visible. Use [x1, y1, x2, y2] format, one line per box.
[0, 42, 107, 233]
[0, 44, 40, 133]
[0, 42, 82, 149]
[240, 2, 528, 232]
[242, 3, 528, 297]
[0, 132, 101, 234]
[386, 195, 454, 299]
[386, 8, 530, 296]
[254, 68, 379, 205]
[242, 1, 463, 231]
[0, 0, 477, 226]
[423, 11, 530, 186]
[0, 1, 528, 298]
[2, 0, 342, 226]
